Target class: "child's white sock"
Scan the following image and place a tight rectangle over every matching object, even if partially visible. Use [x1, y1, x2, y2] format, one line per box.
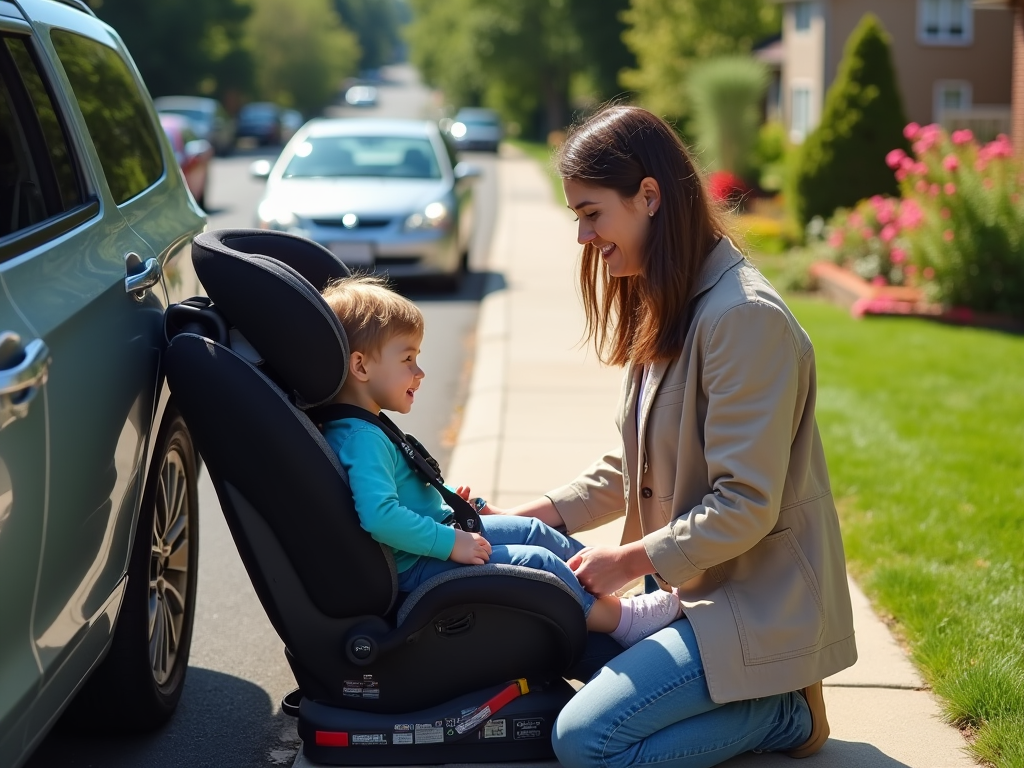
[609, 589, 683, 647]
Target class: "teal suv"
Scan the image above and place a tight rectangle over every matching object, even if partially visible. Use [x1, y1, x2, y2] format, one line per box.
[0, 1, 206, 764]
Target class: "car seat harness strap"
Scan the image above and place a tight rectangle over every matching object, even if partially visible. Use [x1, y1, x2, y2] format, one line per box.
[307, 403, 482, 532]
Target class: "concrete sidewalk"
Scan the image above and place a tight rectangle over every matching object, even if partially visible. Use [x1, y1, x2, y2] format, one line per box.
[294, 149, 978, 768]
[443, 148, 978, 768]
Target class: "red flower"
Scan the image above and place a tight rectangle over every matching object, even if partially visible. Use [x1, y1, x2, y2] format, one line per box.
[707, 171, 749, 202]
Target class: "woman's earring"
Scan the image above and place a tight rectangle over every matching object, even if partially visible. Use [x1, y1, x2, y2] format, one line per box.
[648, 210, 654, 217]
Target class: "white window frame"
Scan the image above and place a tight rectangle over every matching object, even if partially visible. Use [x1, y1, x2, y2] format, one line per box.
[933, 79, 973, 122]
[794, 2, 813, 33]
[917, 0, 973, 46]
[790, 82, 813, 143]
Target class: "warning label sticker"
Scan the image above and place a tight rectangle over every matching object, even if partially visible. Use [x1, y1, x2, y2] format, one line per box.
[342, 677, 380, 699]
[513, 718, 544, 740]
[351, 733, 387, 746]
[483, 719, 507, 739]
[393, 733, 413, 745]
[414, 723, 444, 744]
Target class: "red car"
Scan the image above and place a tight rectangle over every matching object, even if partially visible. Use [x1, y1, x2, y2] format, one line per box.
[160, 112, 213, 208]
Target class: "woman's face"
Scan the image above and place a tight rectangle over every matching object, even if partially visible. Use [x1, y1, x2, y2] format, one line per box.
[563, 177, 659, 278]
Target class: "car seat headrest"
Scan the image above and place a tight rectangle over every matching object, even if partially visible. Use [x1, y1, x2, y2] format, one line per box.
[191, 229, 351, 407]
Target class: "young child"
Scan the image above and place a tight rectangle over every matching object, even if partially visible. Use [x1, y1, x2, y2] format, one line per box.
[320, 274, 682, 647]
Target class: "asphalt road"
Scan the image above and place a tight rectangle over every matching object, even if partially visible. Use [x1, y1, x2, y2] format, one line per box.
[26, 65, 499, 768]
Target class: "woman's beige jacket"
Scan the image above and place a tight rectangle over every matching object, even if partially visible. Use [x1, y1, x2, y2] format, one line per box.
[547, 237, 857, 704]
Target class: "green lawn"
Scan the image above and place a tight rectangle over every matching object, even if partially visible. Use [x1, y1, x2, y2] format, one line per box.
[757, 262, 1024, 767]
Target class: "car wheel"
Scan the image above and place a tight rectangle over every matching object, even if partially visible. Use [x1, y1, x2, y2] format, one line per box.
[63, 409, 199, 732]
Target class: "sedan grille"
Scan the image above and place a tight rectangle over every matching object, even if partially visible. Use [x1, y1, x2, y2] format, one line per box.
[310, 217, 392, 229]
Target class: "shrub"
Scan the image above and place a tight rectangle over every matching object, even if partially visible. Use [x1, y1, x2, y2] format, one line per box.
[789, 14, 909, 229]
[687, 55, 768, 182]
[815, 125, 1024, 318]
[708, 170, 751, 204]
[753, 119, 789, 193]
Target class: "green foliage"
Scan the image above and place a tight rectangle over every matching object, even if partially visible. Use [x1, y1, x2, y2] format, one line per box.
[791, 297, 1024, 768]
[406, 0, 632, 138]
[790, 14, 909, 228]
[620, 0, 780, 122]
[334, 0, 406, 70]
[752, 120, 790, 192]
[686, 56, 767, 180]
[86, 0, 253, 102]
[248, 0, 360, 115]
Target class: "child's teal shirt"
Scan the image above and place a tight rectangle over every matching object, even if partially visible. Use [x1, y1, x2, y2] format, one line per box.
[323, 417, 457, 573]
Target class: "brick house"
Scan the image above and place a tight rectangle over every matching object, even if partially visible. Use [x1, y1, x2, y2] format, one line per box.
[770, 0, 1014, 145]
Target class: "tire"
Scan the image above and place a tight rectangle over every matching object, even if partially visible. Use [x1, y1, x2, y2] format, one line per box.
[64, 409, 199, 732]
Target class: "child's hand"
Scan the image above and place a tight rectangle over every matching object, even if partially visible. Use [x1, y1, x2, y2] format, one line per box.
[455, 485, 492, 514]
[450, 530, 491, 565]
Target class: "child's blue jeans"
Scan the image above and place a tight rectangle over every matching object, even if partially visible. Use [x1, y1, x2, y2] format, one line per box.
[396, 514, 595, 615]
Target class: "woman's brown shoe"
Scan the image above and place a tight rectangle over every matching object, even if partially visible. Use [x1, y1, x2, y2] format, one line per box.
[787, 681, 829, 758]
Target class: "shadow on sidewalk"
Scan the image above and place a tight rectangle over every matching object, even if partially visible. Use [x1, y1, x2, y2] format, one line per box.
[727, 739, 913, 767]
[27, 667, 297, 768]
[398, 269, 507, 303]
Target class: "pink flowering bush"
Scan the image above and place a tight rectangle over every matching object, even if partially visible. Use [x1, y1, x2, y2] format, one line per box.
[813, 124, 1024, 317]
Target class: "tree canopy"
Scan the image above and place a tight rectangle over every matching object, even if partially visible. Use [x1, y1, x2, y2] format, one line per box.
[86, 0, 253, 102]
[406, 0, 634, 138]
[247, 0, 361, 115]
[620, 0, 779, 122]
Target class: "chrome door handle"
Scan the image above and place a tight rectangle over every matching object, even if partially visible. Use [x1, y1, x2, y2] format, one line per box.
[0, 333, 50, 430]
[124, 252, 162, 300]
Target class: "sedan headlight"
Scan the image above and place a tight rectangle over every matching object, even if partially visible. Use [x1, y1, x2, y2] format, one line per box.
[404, 201, 450, 231]
[257, 199, 296, 230]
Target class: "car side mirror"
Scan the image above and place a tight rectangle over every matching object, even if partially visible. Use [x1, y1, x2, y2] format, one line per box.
[454, 162, 481, 181]
[249, 159, 272, 179]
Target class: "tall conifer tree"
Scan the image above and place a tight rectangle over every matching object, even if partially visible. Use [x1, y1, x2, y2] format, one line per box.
[790, 14, 910, 227]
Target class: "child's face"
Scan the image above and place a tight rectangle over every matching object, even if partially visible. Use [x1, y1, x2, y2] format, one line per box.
[363, 332, 425, 414]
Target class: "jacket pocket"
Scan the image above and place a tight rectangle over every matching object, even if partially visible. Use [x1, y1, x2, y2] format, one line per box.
[724, 528, 825, 665]
[653, 381, 686, 408]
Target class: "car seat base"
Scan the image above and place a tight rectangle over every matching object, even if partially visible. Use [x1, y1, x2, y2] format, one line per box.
[297, 678, 576, 765]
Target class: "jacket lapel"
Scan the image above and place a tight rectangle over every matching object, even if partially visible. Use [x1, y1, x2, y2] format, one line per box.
[636, 359, 670, 479]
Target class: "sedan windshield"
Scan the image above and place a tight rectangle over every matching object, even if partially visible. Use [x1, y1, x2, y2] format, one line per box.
[283, 136, 441, 180]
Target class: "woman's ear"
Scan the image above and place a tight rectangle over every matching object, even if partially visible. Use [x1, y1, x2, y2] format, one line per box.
[348, 351, 371, 382]
[639, 176, 661, 217]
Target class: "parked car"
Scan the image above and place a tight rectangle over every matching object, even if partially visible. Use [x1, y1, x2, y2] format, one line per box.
[448, 107, 503, 152]
[0, 2, 206, 766]
[344, 84, 378, 107]
[236, 101, 284, 146]
[251, 118, 480, 288]
[280, 108, 304, 144]
[159, 113, 214, 208]
[153, 95, 235, 156]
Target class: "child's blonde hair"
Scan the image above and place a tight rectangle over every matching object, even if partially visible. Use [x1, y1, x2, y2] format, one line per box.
[322, 274, 424, 357]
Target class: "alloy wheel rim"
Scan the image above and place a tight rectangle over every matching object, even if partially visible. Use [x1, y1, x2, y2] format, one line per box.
[148, 447, 190, 686]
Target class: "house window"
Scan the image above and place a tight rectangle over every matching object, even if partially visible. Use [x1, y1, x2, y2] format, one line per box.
[933, 80, 972, 121]
[794, 2, 813, 32]
[791, 85, 812, 142]
[918, 0, 973, 45]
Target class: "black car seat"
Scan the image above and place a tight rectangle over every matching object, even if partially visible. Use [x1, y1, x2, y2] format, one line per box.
[162, 229, 587, 765]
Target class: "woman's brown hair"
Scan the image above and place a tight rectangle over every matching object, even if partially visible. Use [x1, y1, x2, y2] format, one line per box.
[557, 105, 729, 366]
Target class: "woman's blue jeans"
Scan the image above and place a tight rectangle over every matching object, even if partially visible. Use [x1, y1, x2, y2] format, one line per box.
[396, 514, 595, 614]
[553, 618, 813, 768]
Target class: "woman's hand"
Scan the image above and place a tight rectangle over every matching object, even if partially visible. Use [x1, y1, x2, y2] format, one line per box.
[568, 541, 654, 597]
[449, 529, 491, 565]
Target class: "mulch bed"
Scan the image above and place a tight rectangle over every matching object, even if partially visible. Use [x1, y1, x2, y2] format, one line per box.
[809, 261, 1024, 333]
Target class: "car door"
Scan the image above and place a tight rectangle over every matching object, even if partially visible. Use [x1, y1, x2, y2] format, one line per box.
[0, 13, 82, 764]
[0, 10, 164, 737]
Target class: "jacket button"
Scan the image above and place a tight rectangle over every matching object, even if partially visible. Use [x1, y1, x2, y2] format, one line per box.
[641, 487, 653, 499]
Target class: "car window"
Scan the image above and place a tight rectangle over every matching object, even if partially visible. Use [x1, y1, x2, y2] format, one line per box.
[283, 136, 441, 180]
[50, 29, 163, 205]
[0, 34, 83, 243]
[4, 37, 82, 211]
